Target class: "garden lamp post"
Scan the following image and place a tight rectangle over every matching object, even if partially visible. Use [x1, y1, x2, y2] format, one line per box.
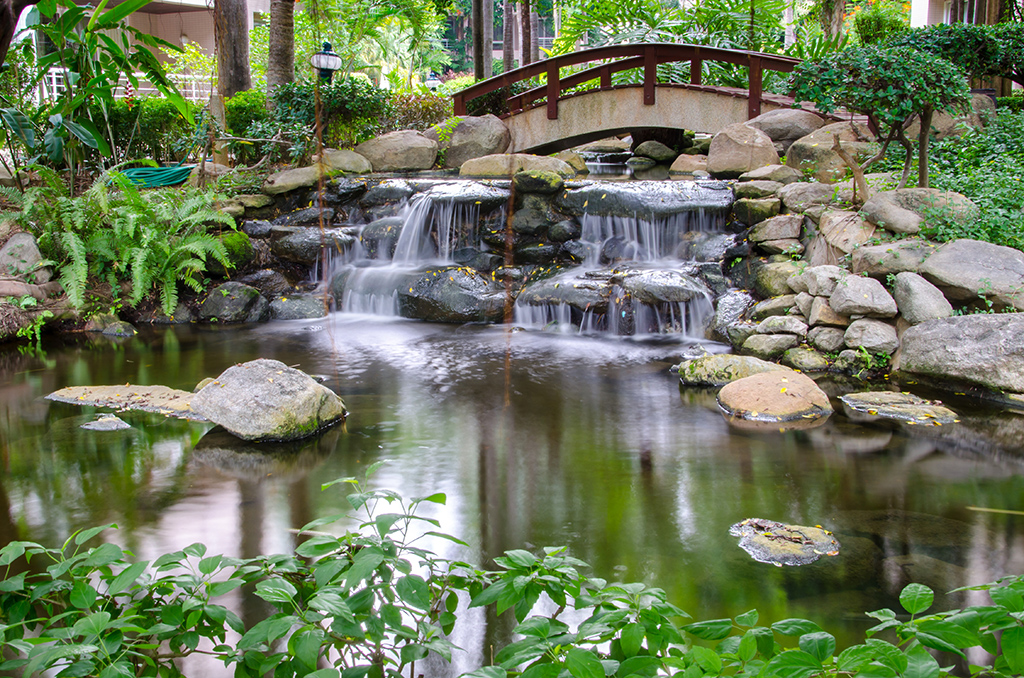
[310, 43, 343, 83]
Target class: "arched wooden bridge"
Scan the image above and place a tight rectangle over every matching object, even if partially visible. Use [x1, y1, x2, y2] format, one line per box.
[453, 43, 820, 154]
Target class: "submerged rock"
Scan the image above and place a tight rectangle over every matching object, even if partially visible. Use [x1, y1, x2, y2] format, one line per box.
[397, 267, 507, 323]
[80, 414, 131, 431]
[46, 384, 203, 420]
[191, 359, 347, 442]
[554, 181, 733, 219]
[729, 518, 840, 567]
[718, 371, 833, 422]
[840, 391, 958, 425]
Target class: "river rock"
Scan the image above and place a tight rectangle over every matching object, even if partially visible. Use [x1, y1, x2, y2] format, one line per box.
[0, 232, 50, 283]
[919, 239, 1024, 311]
[756, 315, 808, 338]
[808, 296, 849, 327]
[675, 354, 792, 386]
[578, 138, 630, 153]
[199, 282, 269, 323]
[355, 130, 438, 171]
[263, 164, 335, 195]
[808, 326, 846, 352]
[360, 179, 415, 207]
[742, 333, 799, 359]
[516, 271, 610, 314]
[270, 226, 356, 265]
[739, 164, 803, 184]
[893, 272, 952, 324]
[270, 294, 329, 320]
[782, 347, 830, 372]
[860, 193, 922, 234]
[707, 290, 756, 342]
[718, 371, 833, 421]
[554, 150, 588, 173]
[273, 206, 334, 228]
[511, 208, 551, 236]
[794, 292, 813, 318]
[548, 219, 580, 243]
[634, 140, 677, 162]
[840, 391, 958, 424]
[47, 384, 203, 420]
[755, 261, 801, 298]
[424, 115, 510, 168]
[749, 214, 802, 243]
[895, 314, 1024, 393]
[242, 219, 273, 237]
[734, 198, 781, 226]
[513, 170, 564, 195]
[785, 121, 878, 183]
[461, 153, 575, 178]
[669, 154, 708, 174]
[80, 414, 131, 431]
[730, 518, 840, 566]
[707, 122, 780, 179]
[734, 180, 783, 200]
[317, 148, 373, 174]
[844, 318, 899, 354]
[777, 182, 838, 213]
[788, 265, 845, 297]
[749, 294, 796, 320]
[360, 217, 405, 258]
[555, 181, 733, 219]
[805, 210, 876, 266]
[102, 320, 137, 337]
[235, 270, 293, 296]
[747, 109, 826, 153]
[191, 359, 346, 442]
[851, 239, 939, 277]
[398, 267, 506, 323]
[830, 276, 897, 317]
[618, 269, 709, 304]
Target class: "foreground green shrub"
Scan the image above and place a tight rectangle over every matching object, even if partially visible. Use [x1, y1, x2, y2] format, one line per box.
[1, 474, 1023, 678]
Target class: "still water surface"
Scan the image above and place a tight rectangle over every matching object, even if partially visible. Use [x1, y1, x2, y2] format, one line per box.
[1, 317, 1022, 674]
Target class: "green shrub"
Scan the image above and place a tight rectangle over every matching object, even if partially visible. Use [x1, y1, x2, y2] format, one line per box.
[852, 0, 909, 45]
[997, 94, 1024, 112]
[383, 92, 453, 132]
[886, 22, 1003, 80]
[225, 89, 270, 136]
[99, 96, 199, 164]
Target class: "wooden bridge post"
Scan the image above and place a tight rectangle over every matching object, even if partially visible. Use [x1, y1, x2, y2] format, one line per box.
[748, 55, 762, 119]
[453, 92, 466, 116]
[547, 62, 560, 119]
[690, 46, 702, 85]
[643, 44, 656, 105]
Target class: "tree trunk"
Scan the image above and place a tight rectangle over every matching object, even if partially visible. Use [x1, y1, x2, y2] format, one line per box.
[0, 0, 39, 69]
[502, 0, 514, 72]
[529, 2, 539, 61]
[918, 105, 933, 188]
[521, 0, 531, 66]
[215, 0, 252, 97]
[266, 0, 294, 103]
[472, 0, 484, 79]
[483, 0, 493, 77]
[820, 0, 845, 39]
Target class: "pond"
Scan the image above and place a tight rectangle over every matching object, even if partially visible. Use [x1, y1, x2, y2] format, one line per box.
[1, 315, 1023, 676]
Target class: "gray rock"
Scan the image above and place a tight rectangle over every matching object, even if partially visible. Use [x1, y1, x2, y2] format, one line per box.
[895, 314, 1024, 393]
[460, 153, 575, 178]
[749, 214, 802, 243]
[191, 359, 347, 441]
[742, 333, 800, 359]
[733, 197, 781, 226]
[618, 269, 710, 304]
[360, 179, 415, 207]
[242, 219, 273, 237]
[634, 140, 677, 162]
[80, 414, 131, 431]
[788, 265, 845, 296]
[794, 292, 814, 318]
[199, 282, 270, 323]
[273, 207, 334, 228]
[514, 244, 558, 265]
[669, 154, 708, 174]
[0, 232, 50, 283]
[830, 276, 898, 318]
[235, 270, 293, 295]
[756, 239, 802, 256]
[861, 193, 923, 234]
[270, 294, 329, 320]
[517, 271, 611, 314]
[707, 122, 780, 179]
[756, 315, 808, 338]
[719, 371, 833, 421]
[734, 180, 783, 200]
[708, 290, 756, 342]
[805, 210, 875, 266]
[355, 130, 438, 171]
[548, 219, 580, 243]
[851, 239, 938, 277]
[676, 354, 792, 386]
[626, 156, 657, 170]
[755, 261, 801, 298]
[840, 391, 958, 424]
[317, 148, 372, 174]
[808, 296, 850, 327]
[263, 164, 335, 195]
[781, 347, 830, 372]
[511, 208, 552, 236]
[833, 348, 871, 374]
[785, 121, 878, 183]
[893, 272, 952, 325]
[777, 182, 838, 213]
[919, 239, 1024, 311]
[808, 326, 846, 352]
[424, 115, 510, 168]
[747, 109, 826, 153]
[101, 320, 137, 337]
[739, 164, 803, 184]
[512, 170, 564, 195]
[727, 322, 759, 348]
[554, 150, 588, 174]
[554, 181, 733, 219]
[398, 267, 507, 322]
[270, 226, 356, 265]
[844, 318, 899, 354]
[749, 294, 796, 320]
[360, 217, 405, 259]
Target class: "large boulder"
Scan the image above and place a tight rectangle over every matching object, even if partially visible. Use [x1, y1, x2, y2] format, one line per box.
[676, 354, 793, 386]
[199, 282, 270, 323]
[851, 239, 938, 277]
[270, 226, 357, 265]
[424, 115, 510, 168]
[460, 153, 575, 178]
[355, 130, 438, 171]
[398, 267, 506, 322]
[862, 189, 979, 236]
[895, 314, 1024, 393]
[844, 318, 899, 354]
[746, 109, 825, 154]
[634, 140, 678, 163]
[706, 123, 780, 179]
[804, 209, 876, 267]
[718, 371, 833, 422]
[618, 269, 709, 304]
[263, 164, 335, 195]
[919, 239, 1024, 311]
[777, 182, 838, 213]
[0, 232, 51, 283]
[739, 164, 803, 184]
[830, 275, 897, 318]
[554, 181, 732, 219]
[903, 93, 996, 140]
[785, 121, 878, 183]
[316, 148, 373, 174]
[892, 272, 952, 325]
[191, 359, 347, 441]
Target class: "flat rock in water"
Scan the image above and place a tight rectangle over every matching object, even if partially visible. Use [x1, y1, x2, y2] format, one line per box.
[676, 354, 793, 386]
[729, 518, 840, 566]
[80, 414, 131, 431]
[47, 384, 203, 420]
[840, 391, 958, 425]
[718, 371, 832, 422]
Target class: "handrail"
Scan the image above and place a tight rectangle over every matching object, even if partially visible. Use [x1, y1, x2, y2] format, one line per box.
[452, 42, 802, 121]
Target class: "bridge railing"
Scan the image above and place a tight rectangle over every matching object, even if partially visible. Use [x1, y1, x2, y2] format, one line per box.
[452, 43, 801, 122]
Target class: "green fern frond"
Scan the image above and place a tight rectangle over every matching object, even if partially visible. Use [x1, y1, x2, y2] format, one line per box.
[58, 231, 88, 308]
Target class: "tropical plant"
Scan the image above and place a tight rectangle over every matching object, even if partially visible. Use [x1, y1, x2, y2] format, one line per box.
[791, 45, 970, 189]
[2, 474, 1024, 678]
[2, 169, 234, 315]
[850, 0, 909, 45]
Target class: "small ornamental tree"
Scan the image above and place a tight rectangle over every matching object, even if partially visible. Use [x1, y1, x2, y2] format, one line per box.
[885, 22, 1003, 80]
[992, 21, 1024, 89]
[791, 45, 970, 190]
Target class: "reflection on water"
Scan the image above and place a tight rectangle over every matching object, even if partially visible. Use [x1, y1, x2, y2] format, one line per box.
[1, 318, 1023, 676]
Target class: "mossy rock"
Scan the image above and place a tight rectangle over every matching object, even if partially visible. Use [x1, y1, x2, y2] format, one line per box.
[210, 231, 255, 277]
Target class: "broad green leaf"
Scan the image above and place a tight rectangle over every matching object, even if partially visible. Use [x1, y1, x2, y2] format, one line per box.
[94, 0, 154, 28]
[502, 549, 539, 569]
[198, 555, 223, 575]
[72, 611, 112, 637]
[618, 656, 662, 677]
[0, 108, 34, 149]
[291, 627, 325, 671]
[620, 622, 644, 657]
[401, 644, 429, 663]
[345, 547, 384, 587]
[307, 670, 341, 678]
[1001, 626, 1024, 674]
[566, 647, 605, 678]
[107, 561, 147, 595]
[82, 543, 123, 567]
[296, 535, 342, 558]
[208, 579, 243, 597]
[341, 667, 372, 678]
[414, 492, 446, 505]
[0, 572, 25, 592]
[470, 579, 510, 608]
[738, 632, 758, 662]
[916, 619, 978, 650]
[255, 579, 298, 605]
[735, 609, 759, 627]
[771, 619, 823, 636]
[990, 586, 1024, 612]
[396, 574, 430, 610]
[798, 631, 835, 663]
[310, 591, 354, 620]
[900, 584, 934, 615]
[70, 581, 97, 609]
[903, 644, 940, 678]
[764, 650, 822, 678]
[72, 118, 110, 156]
[374, 513, 404, 537]
[684, 619, 733, 640]
[515, 617, 551, 638]
[520, 664, 560, 678]
[689, 645, 722, 674]
[837, 644, 875, 672]
[183, 543, 207, 558]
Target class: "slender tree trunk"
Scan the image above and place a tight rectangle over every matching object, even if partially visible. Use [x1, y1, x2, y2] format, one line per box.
[521, 0, 532, 66]
[215, 0, 251, 97]
[918, 105, 933, 188]
[472, 0, 485, 79]
[529, 4, 539, 61]
[483, 0, 493, 77]
[502, 0, 514, 72]
[266, 0, 294, 104]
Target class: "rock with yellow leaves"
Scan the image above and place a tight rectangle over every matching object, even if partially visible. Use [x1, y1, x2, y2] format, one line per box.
[717, 371, 833, 423]
[729, 518, 840, 566]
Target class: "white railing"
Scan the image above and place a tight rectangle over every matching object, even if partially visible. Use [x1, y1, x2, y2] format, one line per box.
[37, 67, 213, 105]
